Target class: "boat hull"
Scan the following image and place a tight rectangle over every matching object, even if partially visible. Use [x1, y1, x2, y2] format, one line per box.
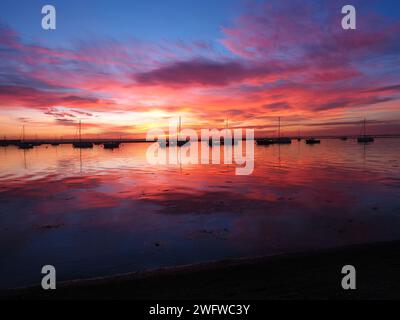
[306, 139, 320, 144]
[159, 140, 191, 147]
[256, 137, 292, 145]
[256, 139, 274, 145]
[73, 142, 94, 149]
[103, 142, 121, 149]
[357, 136, 374, 143]
[17, 142, 34, 149]
[209, 138, 238, 146]
[274, 137, 292, 144]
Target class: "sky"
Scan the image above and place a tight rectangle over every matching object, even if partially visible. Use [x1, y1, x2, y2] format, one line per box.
[1, 0, 400, 139]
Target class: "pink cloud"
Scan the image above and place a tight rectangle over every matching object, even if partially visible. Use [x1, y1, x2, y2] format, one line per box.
[1, 0, 400, 137]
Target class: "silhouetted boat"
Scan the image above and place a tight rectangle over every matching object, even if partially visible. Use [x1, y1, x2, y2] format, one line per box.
[17, 126, 34, 149]
[209, 116, 238, 147]
[159, 117, 190, 148]
[165, 138, 190, 147]
[275, 117, 292, 144]
[306, 138, 320, 144]
[297, 128, 302, 141]
[73, 121, 93, 149]
[340, 136, 348, 141]
[256, 137, 292, 145]
[274, 137, 292, 144]
[18, 142, 34, 149]
[73, 141, 93, 148]
[256, 138, 274, 145]
[103, 141, 121, 149]
[256, 135, 292, 145]
[357, 119, 374, 143]
[176, 139, 189, 147]
[0, 136, 9, 147]
[94, 135, 103, 145]
[358, 136, 374, 143]
[50, 136, 60, 146]
[209, 137, 237, 146]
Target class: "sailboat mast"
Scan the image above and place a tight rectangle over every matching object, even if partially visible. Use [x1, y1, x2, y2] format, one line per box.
[177, 116, 181, 141]
[278, 117, 281, 139]
[22, 125, 25, 142]
[79, 120, 82, 142]
[363, 118, 366, 137]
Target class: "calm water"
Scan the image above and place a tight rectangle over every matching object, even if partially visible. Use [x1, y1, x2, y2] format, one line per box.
[0, 139, 400, 289]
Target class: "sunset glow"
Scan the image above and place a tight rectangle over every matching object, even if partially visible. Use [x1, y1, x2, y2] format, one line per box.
[2, 0, 400, 301]
[1, 0, 400, 139]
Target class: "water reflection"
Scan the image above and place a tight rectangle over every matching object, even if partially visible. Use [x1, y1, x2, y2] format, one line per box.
[0, 139, 399, 289]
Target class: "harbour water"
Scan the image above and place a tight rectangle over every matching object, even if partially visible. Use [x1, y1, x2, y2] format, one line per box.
[0, 139, 400, 289]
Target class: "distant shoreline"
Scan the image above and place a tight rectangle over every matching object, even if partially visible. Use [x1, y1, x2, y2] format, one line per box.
[2, 240, 400, 300]
[1, 135, 400, 145]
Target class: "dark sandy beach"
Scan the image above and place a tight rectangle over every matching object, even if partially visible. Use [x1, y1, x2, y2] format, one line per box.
[2, 240, 400, 300]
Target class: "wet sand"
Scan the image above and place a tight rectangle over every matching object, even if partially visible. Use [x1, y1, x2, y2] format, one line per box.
[2, 240, 400, 300]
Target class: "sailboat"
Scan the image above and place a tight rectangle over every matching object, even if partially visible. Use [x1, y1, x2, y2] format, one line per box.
[31, 134, 42, 146]
[0, 135, 9, 147]
[209, 116, 237, 146]
[256, 117, 292, 145]
[297, 128, 302, 141]
[256, 138, 274, 145]
[94, 134, 103, 145]
[73, 120, 93, 148]
[160, 117, 189, 147]
[103, 136, 121, 149]
[103, 141, 121, 149]
[50, 135, 60, 146]
[176, 117, 189, 147]
[305, 137, 321, 144]
[274, 117, 291, 144]
[357, 118, 374, 143]
[17, 126, 34, 149]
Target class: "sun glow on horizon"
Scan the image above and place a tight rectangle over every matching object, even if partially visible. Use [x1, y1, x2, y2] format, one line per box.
[1, 1, 400, 139]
